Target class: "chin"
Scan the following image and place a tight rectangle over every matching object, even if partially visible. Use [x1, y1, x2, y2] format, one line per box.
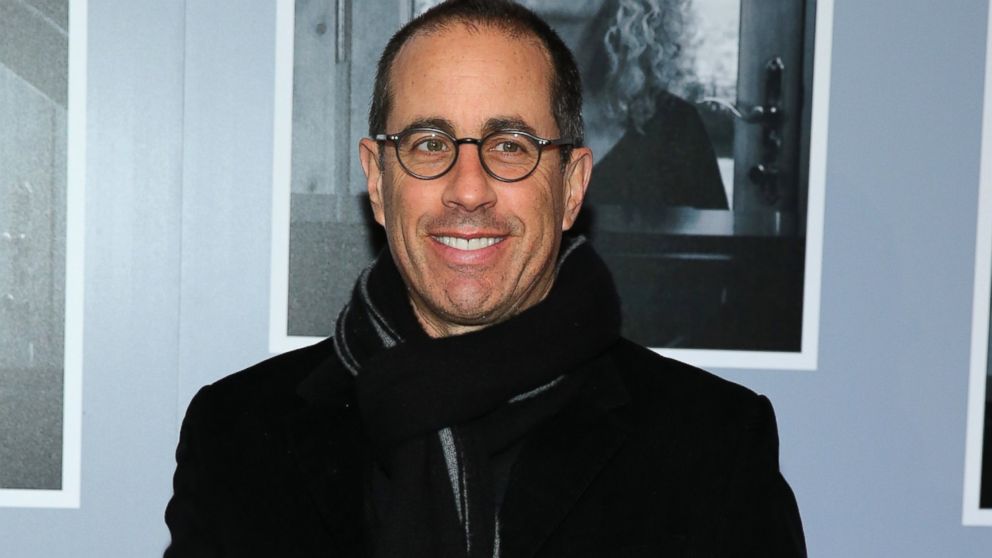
[439, 300, 501, 326]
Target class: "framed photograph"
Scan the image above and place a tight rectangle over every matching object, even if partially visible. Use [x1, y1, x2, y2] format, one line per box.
[962, 0, 992, 526]
[270, 0, 832, 370]
[0, 0, 85, 508]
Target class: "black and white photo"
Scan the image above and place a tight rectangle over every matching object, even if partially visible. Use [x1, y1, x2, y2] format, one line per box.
[0, 0, 84, 508]
[271, 0, 831, 369]
[964, 176, 992, 525]
[964, 2, 992, 524]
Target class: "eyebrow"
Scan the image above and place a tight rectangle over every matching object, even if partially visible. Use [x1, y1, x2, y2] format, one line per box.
[400, 117, 457, 136]
[398, 115, 540, 137]
[481, 116, 537, 136]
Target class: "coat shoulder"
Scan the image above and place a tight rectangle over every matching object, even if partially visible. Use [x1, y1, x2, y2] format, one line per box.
[186, 337, 343, 422]
[606, 338, 772, 438]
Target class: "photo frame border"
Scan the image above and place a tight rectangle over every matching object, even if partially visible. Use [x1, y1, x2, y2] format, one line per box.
[0, 0, 86, 508]
[269, 0, 833, 372]
[962, 0, 992, 527]
[269, 0, 296, 357]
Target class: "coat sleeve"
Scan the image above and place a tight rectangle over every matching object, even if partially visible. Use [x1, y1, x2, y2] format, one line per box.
[164, 386, 222, 558]
[712, 395, 807, 558]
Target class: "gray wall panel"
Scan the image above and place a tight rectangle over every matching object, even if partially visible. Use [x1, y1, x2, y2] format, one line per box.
[176, 0, 278, 410]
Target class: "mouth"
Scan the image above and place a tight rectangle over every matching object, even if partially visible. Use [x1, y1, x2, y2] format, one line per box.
[431, 235, 505, 251]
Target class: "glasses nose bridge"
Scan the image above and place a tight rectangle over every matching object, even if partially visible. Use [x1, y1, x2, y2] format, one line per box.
[454, 137, 482, 147]
[450, 136, 487, 175]
[454, 137, 483, 159]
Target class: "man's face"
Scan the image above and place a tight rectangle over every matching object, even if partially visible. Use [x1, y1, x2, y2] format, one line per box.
[360, 24, 591, 338]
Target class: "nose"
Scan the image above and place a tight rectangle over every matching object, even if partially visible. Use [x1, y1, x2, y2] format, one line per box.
[441, 144, 497, 212]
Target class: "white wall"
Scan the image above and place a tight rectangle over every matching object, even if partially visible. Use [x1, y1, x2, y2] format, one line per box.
[2, 0, 992, 555]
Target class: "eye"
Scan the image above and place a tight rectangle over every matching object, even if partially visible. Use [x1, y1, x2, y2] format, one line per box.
[414, 137, 450, 153]
[493, 140, 523, 153]
[486, 134, 532, 156]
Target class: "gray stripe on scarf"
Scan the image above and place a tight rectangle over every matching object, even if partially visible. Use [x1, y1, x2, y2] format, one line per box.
[493, 516, 501, 558]
[333, 302, 361, 376]
[440, 427, 474, 554]
[439, 428, 464, 525]
[556, 235, 585, 274]
[360, 264, 400, 346]
[508, 374, 565, 403]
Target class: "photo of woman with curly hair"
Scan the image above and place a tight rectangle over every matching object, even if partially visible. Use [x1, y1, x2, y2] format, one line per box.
[522, 0, 730, 213]
[513, 0, 750, 348]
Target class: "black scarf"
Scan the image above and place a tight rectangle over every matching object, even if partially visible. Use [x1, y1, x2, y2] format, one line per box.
[333, 236, 621, 558]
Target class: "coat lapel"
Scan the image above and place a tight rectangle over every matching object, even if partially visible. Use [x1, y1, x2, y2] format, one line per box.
[498, 361, 633, 558]
[284, 350, 367, 549]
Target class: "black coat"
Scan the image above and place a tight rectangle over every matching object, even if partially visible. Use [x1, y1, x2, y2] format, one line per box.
[164, 337, 806, 557]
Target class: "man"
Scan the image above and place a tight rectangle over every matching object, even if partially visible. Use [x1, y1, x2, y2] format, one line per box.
[164, 1, 806, 557]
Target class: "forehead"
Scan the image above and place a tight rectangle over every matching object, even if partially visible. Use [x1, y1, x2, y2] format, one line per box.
[387, 23, 556, 134]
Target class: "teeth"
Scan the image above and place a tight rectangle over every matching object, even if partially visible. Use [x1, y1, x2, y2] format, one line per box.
[434, 236, 503, 251]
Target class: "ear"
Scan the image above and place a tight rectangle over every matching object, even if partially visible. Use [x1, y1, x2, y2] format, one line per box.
[359, 138, 386, 226]
[561, 146, 592, 231]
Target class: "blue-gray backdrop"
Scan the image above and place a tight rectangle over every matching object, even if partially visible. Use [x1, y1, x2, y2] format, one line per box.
[2, 0, 992, 556]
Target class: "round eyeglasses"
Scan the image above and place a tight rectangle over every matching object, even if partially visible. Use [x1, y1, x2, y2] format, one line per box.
[374, 128, 577, 183]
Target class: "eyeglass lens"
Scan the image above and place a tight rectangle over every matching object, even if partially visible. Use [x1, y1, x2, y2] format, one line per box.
[396, 130, 540, 181]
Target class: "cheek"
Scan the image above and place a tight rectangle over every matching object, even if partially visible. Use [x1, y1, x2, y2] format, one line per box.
[523, 170, 567, 225]
[383, 180, 434, 237]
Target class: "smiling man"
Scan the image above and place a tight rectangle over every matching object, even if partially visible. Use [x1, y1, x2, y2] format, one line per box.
[359, 12, 586, 338]
[164, 1, 805, 557]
